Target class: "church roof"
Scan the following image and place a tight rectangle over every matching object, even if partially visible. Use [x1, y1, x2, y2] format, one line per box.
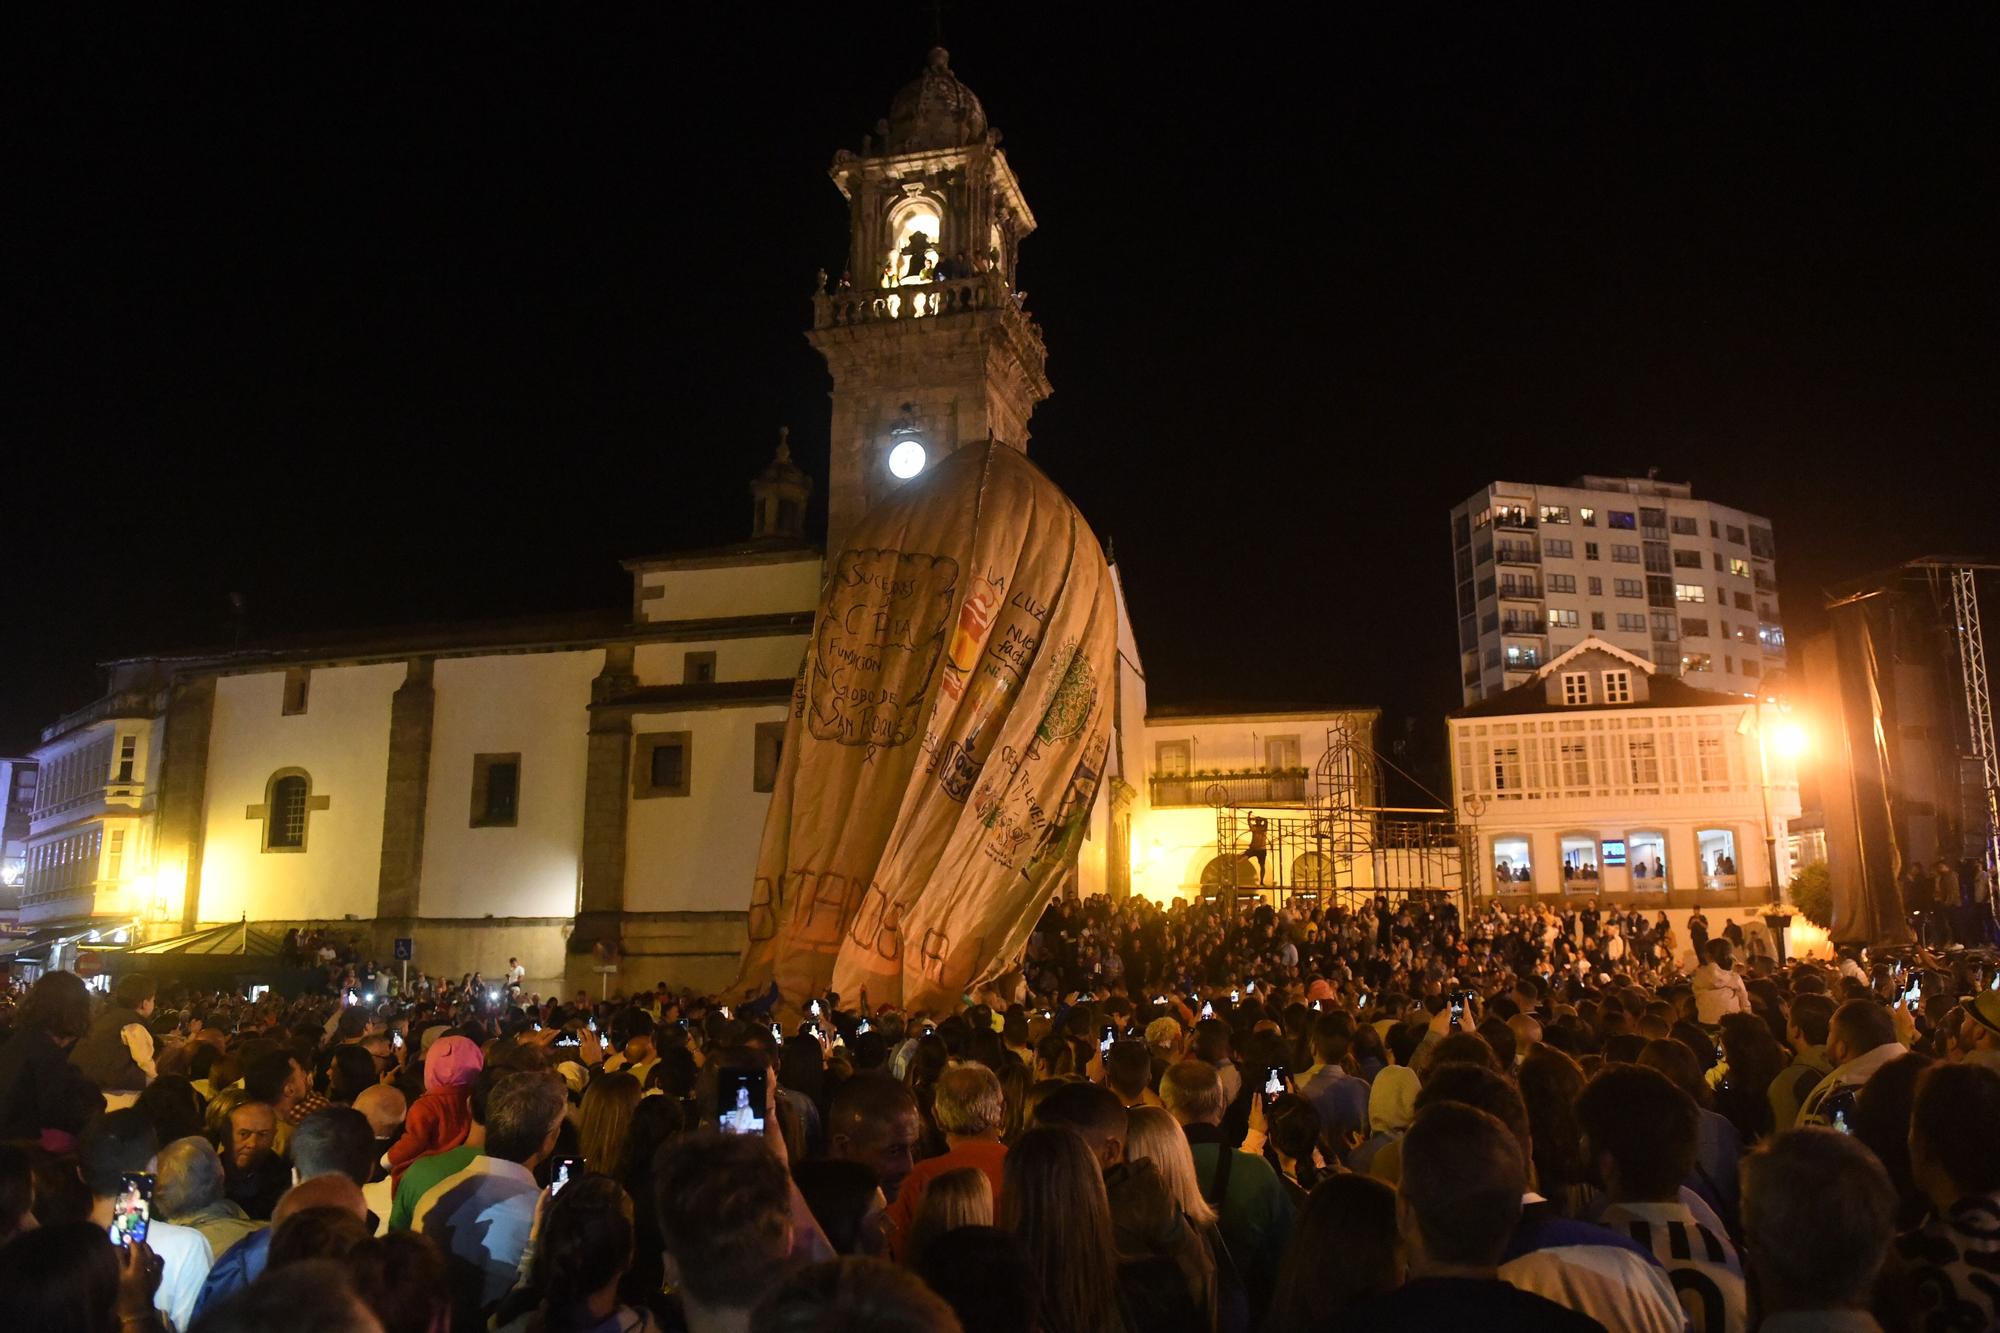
[884, 48, 989, 152]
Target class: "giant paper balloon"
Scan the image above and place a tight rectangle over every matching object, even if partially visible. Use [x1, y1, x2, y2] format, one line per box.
[736, 442, 1116, 1013]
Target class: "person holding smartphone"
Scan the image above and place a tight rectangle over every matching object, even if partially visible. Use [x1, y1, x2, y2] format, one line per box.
[80, 1109, 212, 1331]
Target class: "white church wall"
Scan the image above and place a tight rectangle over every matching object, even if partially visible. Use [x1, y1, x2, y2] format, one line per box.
[197, 663, 403, 924]
[418, 651, 599, 920]
[635, 556, 821, 624]
[623, 704, 786, 914]
[632, 633, 808, 685]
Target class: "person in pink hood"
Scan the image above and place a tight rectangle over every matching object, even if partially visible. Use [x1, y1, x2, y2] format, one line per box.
[385, 1034, 483, 1185]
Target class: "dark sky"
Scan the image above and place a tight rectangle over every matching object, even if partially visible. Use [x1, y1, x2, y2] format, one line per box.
[9, 7, 1996, 753]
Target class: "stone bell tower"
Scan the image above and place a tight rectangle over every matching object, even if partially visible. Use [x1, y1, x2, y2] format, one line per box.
[808, 47, 1051, 551]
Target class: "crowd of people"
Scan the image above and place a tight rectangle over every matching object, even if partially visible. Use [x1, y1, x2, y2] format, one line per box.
[0, 889, 1995, 1333]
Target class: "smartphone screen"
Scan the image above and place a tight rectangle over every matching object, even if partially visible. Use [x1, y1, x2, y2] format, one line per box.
[718, 1067, 767, 1136]
[1245, 980, 1256, 994]
[1200, 1001, 1215, 1020]
[857, 1019, 872, 1035]
[1099, 1024, 1116, 1054]
[587, 1017, 598, 1033]
[1261, 1065, 1290, 1105]
[392, 1030, 404, 1048]
[550, 1156, 583, 1196]
[809, 1000, 821, 1016]
[111, 1172, 153, 1247]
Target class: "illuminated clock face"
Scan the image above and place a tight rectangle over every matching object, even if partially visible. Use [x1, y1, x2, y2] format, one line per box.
[887, 437, 927, 479]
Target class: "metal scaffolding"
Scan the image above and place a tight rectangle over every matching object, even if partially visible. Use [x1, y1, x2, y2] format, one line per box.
[1208, 718, 1472, 918]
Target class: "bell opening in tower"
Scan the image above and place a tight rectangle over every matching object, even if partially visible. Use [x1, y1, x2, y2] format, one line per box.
[884, 198, 942, 289]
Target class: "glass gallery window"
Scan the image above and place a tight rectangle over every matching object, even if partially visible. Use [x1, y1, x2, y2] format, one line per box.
[1561, 834, 1599, 885]
[1699, 828, 1739, 890]
[1491, 835, 1532, 891]
[1629, 831, 1669, 885]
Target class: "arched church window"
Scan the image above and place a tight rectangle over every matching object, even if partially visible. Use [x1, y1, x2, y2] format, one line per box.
[252, 768, 325, 853]
[885, 198, 942, 288]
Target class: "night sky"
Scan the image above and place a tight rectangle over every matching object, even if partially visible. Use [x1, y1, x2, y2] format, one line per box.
[10, 7, 1996, 754]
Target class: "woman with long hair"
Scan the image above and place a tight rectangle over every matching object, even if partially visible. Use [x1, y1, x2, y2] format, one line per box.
[493, 1174, 659, 1333]
[576, 1073, 642, 1179]
[1714, 1011, 1784, 1144]
[1264, 1174, 1401, 1332]
[1517, 1045, 1596, 1217]
[1126, 1106, 1243, 1333]
[1000, 1125, 1131, 1333]
[902, 1164, 992, 1267]
[0, 970, 104, 1147]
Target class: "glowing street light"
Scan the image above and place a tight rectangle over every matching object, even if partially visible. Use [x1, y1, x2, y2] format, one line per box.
[1771, 719, 1809, 761]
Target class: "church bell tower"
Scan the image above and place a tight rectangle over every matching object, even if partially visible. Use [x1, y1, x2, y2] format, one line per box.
[808, 48, 1051, 551]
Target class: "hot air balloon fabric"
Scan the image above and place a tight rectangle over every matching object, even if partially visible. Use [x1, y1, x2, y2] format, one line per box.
[736, 442, 1116, 1013]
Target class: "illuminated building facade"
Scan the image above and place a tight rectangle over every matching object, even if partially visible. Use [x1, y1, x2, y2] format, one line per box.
[1448, 638, 1801, 909]
[1451, 476, 1786, 704]
[12, 50, 1362, 991]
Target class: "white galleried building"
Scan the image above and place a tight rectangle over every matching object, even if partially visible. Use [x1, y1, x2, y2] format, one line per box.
[1449, 639, 1801, 908]
[1451, 476, 1786, 705]
[10, 50, 1372, 995]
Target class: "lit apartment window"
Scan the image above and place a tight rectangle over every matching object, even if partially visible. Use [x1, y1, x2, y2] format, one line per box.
[1675, 584, 1706, 602]
[1729, 558, 1751, 578]
[1608, 511, 1637, 529]
[1579, 507, 1596, 525]
[1602, 670, 1632, 704]
[1540, 505, 1570, 524]
[1561, 672, 1591, 705]
[1682, 652, 1713, 672]
[1156, 741, 1191, 776]
[1548, 608, 1579, 630]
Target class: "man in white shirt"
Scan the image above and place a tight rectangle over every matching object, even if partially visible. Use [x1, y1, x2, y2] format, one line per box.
[505, 957, 526, 992]
[83, 1109, 213, 1332]
[1692, 939, 1752, 1024]
[416, 1070, 567, 1331]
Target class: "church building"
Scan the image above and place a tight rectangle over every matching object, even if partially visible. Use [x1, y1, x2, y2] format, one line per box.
[11, 51, 1375, 994]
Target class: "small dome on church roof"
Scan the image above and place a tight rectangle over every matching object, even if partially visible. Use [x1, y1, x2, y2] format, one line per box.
[884, 47, 988, 153]
[755, 428, 812, 493]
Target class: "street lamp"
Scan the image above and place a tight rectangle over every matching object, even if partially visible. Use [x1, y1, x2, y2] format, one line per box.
[1750, 674, 1807, 908]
